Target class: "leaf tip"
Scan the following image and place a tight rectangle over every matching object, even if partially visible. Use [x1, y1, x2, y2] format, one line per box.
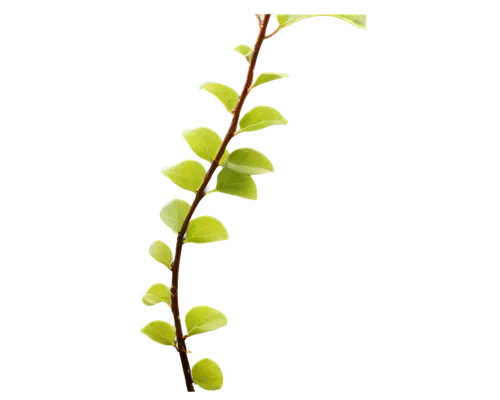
[158, 165, 168, 176]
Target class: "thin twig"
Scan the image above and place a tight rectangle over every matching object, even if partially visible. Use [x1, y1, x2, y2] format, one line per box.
[265, 24, 280, 42]
[169, 14, 272, 393]
[240, 13, 266, 112]
[255, 11, 262, 33]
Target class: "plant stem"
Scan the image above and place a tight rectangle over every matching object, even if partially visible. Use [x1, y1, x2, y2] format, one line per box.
[169, 14, 271, 392]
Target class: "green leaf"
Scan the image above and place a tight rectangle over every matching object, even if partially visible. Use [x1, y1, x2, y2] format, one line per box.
[274, 13, 368, 33]
[140, 320, 176, 346]
[276, 14, 298, 28]
[182, 127, 228, 165]
[148, 240, 172, 269]
[239, 106, 288, 133]
[253, 72, 289, 89]
[185, 306, 228, 337]
[161, 160, 206, 193]
[200, 82, 239, 113]
[142, 283, 171, 306]
[192, 358, 223, 391]
[328, 14, 367, 30]
[186, 216, 229, 244]
[160, 199, 190, 234]
[233, 44, 253, 63]
[216, 168, 257, 200]
[274, 13, 313, 32]
[227, 148, 274, 175]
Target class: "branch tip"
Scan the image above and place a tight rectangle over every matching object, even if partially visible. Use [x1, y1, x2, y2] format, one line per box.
[255, 14, 262, 27]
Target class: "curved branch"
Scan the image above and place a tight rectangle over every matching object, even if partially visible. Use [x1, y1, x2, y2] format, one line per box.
[170, 13, 272, 393]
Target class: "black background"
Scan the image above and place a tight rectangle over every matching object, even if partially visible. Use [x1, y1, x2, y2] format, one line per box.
[64, 3, 409, 399]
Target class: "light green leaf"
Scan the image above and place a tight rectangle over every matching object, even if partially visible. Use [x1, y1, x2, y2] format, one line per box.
[233, 44, 253, 63]
[192, 358, 223, 391]
[328, 14, 367, 30]
[200, 82, 239, 113]
[276, 14, 299, 28]
[274, 13, 313, 32]
[142, 283, 171, 306]
[239, 106, 288, 133]
[161, 160, 206, 193]
[219, 149, 231, 165]
[182, 127, 228, 165]
[160, 199, 190, 234]
[148, 240, 172, 269]
[185, 306, 228, 337]
[216, 168, 257, 200]
[140, 320, 176, 346]
[274, 12, 368, 33]
[186, 216, 229, 244]
[227, 148, 274, 175]
[253, 72, 289, 89]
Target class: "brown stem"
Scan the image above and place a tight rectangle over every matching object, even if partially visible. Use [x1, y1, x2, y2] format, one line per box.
[240, 11, 267, 113]
[169, 14, 271, 392]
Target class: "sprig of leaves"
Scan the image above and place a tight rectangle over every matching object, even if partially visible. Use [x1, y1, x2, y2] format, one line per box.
[139, 18, 275, 390]
[141, 13, 366, 392]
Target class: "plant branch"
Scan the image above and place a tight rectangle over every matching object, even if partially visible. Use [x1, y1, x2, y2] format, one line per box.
[241, 12, 267, 114]
[169, 14, 271, 392]
[264, 26, 280, 39]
